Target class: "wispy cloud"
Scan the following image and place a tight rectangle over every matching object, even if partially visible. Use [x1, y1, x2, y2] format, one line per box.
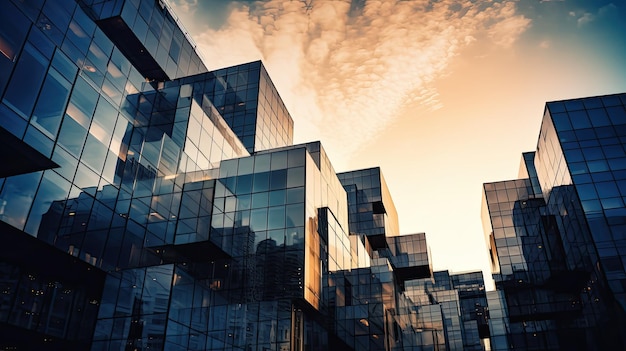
[577, 12, 594, 27]
[171, 0, 531, 163]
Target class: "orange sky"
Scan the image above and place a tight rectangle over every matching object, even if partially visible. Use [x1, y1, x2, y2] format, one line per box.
[169, 0, 626, 289]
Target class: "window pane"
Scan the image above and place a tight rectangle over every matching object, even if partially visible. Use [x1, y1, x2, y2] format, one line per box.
[3, 44, 48, 117]
[32, 68, 71, 136]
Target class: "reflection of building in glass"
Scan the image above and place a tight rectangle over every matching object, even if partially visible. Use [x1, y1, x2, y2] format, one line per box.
[0, 0, 496, 350]
[482, 93, 626, 350]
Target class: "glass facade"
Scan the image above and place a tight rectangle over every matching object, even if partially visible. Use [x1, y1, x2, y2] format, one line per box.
[0, 1, 498, 350]
[482, 93, 626, 350]
[338, 167, 400, 249]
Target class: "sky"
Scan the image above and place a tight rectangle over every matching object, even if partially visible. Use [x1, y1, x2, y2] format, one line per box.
[167, 0, 626, 289]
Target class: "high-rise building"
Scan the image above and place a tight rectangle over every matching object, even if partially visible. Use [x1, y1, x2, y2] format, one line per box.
[0, 1, 490, 350]
[482, 93, 626, 350]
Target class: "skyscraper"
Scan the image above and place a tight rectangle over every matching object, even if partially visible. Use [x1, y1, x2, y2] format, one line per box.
[0, 1, 489, 350]
[482, 93, 626, 350]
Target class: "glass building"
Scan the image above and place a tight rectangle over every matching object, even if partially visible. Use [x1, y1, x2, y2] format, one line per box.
[0, 0, 493, 350]
[482, 93, 626, 350]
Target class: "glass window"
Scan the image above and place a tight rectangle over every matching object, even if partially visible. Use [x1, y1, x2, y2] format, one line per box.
[58, 114, 89, 156]
[251, 192, 268, 209]
[551, 112, 572, 131]
[82, 134, 108, 172]
[287, 167, 304, 188]
[52, 49, 78, 82]
[0, 171, 43, 230]
[32, 68, 71, 136]
[74, 161, 101, 190]
[588, 108, 611, 127]
[52, 145, 79, 182]
[268, 206, 285, 230]
[24, 170, 70, 235]
[269, 189, 286, 207]
[68, 76, 99, 127]
[24, 124, 54, 157]
[286, 203, 304, 227]
[0, 102, 27, 137]
[253, 172, 270, 193]
[569, 110, 591, 129]
[286, 187, 304, 204]
[587, 160, 609, 173]
[270, 169, 287, 190]
[3, 43, 48, 117]
[236, 174, 252, 194]
[271, 151, 288, 170]
[250, 208, 268, 231]
[607, 106, 626, 125]
[91, 98, 117, 143]
[0, 1, 30, 96]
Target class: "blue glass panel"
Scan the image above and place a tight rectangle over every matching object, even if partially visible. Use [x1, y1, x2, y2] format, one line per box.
[32, 68, 71, 136]
[3, 43, 48, 117]
[51, 48, 78, 82]
[58, 114, 88, 156]
[68, 76, 99, 127]
[0, 102, 27, 137]
[574, 129, 596, 141]
[588, 108, 611, 127]
[577, 184, 598, 202]
[0, 171, 42, 230]
[608, 158, 626, 171]
[51, 146, 78, 181]
[82, 134, 108, 172]
[74, 162, 100, 190]
[564, 149, 584, 163]
[236, 174, 252, 194]
[24, 170, 70, 235]
[582, 147, 604, 161]
[569, 110, 591, 129]
[551, 112, 572, 131]
[269, 189, 286, 207]
[564, 99, 584, 111]
[250, 208, 268, 231]
[286, 187, 304, 204]
[29, 20, 56, 59]
[286, 203, 304, 227]
[607, 106, 626, 125]
[268, 206, 285, 230]
[253, 172, 270, 193]
[23, 125, 54, 157]
[42, 0, 72, 35]
[237, 194, 251, 211]
[270, 169, 287, 190]
[251, 192, 268, 209]
[287, 167, 304, 188]
[271, 151, 288, 170]
[0, 1, 30, 96]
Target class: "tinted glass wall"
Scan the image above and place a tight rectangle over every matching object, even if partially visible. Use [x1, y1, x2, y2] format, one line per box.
[482, 93, 626, 350]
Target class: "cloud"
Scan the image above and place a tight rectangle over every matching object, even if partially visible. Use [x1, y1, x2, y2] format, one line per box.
[171, 0, 531, 164]
[598, 3, 619, 17]
[577, 12, 594, 27]
[168, 0, 198, 14]
[539, 40, 551, 49]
